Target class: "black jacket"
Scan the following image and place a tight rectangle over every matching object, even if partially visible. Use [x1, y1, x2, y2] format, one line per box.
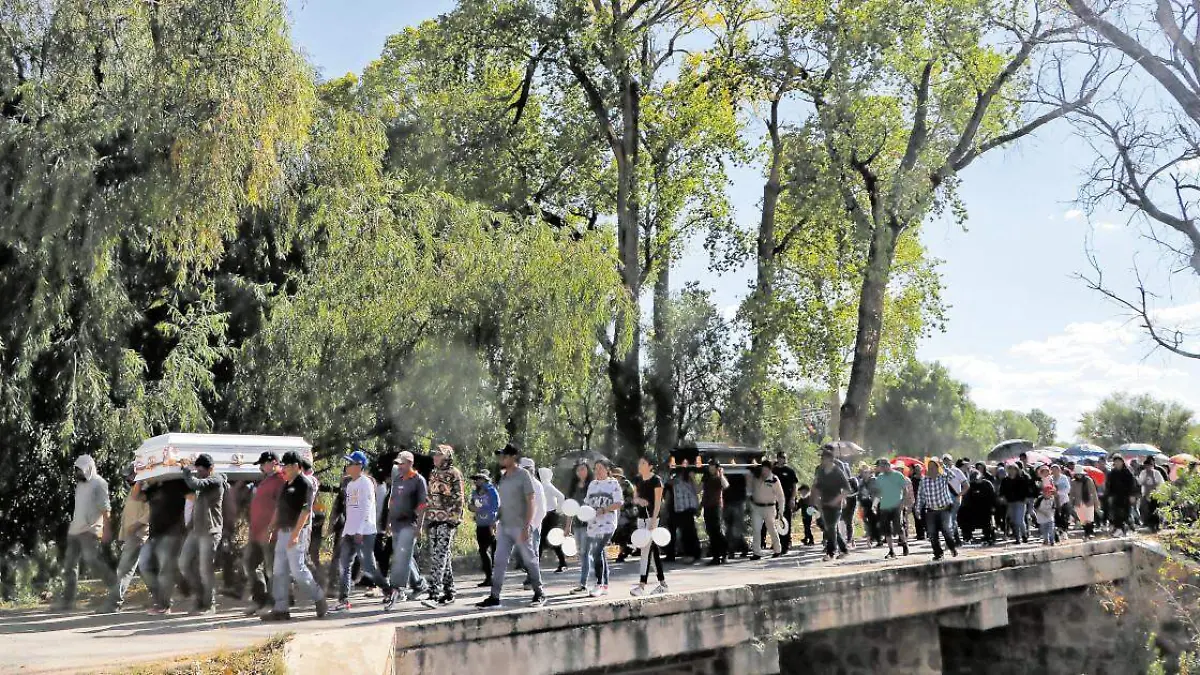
[1106, 466, 1137, 500]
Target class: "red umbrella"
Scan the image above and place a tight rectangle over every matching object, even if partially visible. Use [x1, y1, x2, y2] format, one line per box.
[1080, 465, 1105, 487]
[892, 456, 924, 468]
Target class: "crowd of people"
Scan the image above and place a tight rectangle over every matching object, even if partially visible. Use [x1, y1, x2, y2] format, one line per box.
[54, 441, 1188, 621]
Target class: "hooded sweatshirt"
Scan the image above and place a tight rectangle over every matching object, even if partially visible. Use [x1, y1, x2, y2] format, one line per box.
[69, 455, 111, 537]
[181, 465, 229, 536]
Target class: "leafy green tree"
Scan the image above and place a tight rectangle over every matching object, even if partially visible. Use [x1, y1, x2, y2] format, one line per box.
[866, 361, 973, 457]
[992, 410, 1040, 445]
[1078, 393, 1196, 453]
[0, 0, 314, 558]
[1027, 408, 1057, 446]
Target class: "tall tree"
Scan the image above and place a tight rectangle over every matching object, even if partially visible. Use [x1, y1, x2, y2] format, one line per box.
[779, 0, 1099, 442]
[1027, 408, 1058, 446]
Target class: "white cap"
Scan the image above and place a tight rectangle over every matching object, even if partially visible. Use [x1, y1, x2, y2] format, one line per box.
[394, 451, 415, 464]
[518, 457, 535, 470]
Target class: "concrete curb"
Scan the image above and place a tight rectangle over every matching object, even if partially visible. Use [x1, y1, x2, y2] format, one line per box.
[284, 624, 395, 675]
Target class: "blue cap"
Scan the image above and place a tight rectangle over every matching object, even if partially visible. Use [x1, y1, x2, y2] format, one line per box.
[343, 450, 369, 467]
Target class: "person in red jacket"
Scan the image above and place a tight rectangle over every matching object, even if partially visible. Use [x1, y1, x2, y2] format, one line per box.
[243, 451, 286, 614]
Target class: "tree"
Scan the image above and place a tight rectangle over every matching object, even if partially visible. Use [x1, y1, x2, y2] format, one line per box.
[0, 0, 314, 559]
[768, 0, 1100, 443]
[1027, 408, 1057, 446]
[866, 361, 974, 457]
[1063, 0, 1200, 360]
[992, 410, 1041, 444]
[1078, 392, 1195, 453]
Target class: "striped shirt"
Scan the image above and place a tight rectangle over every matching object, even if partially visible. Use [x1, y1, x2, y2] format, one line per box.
[916, 474, 955, 512]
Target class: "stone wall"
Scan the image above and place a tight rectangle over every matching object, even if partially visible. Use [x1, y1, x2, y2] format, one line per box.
[778, 615, 944, 675]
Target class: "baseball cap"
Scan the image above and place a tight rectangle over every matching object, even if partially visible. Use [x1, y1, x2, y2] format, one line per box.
[471, 472, 489, 481]
[875, 457, 890, 467]
[343, 450, 369, 467]
[518, 457, 535, 470]
[496, 442, 521, 457]
[281, 451, 303, 466]
[254, 451, 279, 465]
[394, 450, 415, 464]
[193, 453, 214, 469]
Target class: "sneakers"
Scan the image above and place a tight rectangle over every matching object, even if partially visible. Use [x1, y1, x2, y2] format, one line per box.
[630, 584, 647, 597]
[749, 554, 762, 561]
[950, 548, 959, 558]
[569, 586, 588, 595]
[884, 551, 897, 560]
[822, 554, 834, 562]
[315, 598, 329, 618]
[522, 579, 532, 590]
[589, 585, 608, 598]
[438, 594, 455, 606]
[383, 590, 399, 612]
[529, 593, 547, 607]
[554, 564, 566, 574]
[651, 583, 669, 595]
[475, 596, 501, 609]
[189, 605, 217, 616]
[147, 605, 168, 616]
[261, 610, 291, 622]
[331, 600, 352, 613]
[476, 580, 493, 588]
[836, 551, 849, 560]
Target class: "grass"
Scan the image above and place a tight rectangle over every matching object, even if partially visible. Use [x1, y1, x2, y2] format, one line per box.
[104, 632, 293, 675]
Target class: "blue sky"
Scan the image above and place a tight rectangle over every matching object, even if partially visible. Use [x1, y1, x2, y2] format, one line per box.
[287, 1, 1200, 439]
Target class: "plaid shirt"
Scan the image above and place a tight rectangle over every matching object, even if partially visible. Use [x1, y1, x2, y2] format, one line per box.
[916, 474, 955, 512]
[671, 474, 700, 512]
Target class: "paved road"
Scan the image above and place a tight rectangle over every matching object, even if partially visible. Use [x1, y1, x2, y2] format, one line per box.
[0, 533, 1107, 674]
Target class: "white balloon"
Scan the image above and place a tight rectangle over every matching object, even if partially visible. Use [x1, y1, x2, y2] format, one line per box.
[578, 505, 597, 522]
[546, 527, 565, 547]
[652, 527, 672, 547]
[561, 537, 578, 557]
[561, 499, 581, 517]
[631, 528, 653, 549]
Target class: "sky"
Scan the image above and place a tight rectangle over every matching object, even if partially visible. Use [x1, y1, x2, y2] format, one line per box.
[286, 0, 1200, 440]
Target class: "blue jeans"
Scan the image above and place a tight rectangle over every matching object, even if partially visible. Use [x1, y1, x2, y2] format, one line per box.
[491, 524, 542, 599]
[923, 508, 956, 557]
[1007, 502, 1028, 541]
[177, 531, 221, 609]
[140, 534, 182, 609]
[1038, 521, 1054, 545]
[576, 529, 592, 586]
[589, 531, 612, 586]
[949, 498, 962, 541]
[337, 534, 389, 601]
[273, 527, 323, 612]
[112, 536, 150, 605]
[388, 522, 425, 594]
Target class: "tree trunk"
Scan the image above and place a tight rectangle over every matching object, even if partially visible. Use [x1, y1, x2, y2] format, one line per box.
[607, 75, 646, 461]
[741, 98, 785, 447]
[838, 224, 900, 444]
[651, 261, 676, 458]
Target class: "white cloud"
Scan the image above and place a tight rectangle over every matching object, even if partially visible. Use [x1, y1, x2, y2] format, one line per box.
[935, 309, 1200, 439]
[1095, 221, 1120, 232]
[1063, 208, 1084, 221]
[1178, 158, 1200, 175]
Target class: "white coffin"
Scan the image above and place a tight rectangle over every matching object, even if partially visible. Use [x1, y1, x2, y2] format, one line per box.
[133, 433, 313, 483]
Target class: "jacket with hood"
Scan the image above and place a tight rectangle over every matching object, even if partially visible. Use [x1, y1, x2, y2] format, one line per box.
[69, 455, 111, 537]
[426, 457, 465, 526]
[181, 465, 228, 536]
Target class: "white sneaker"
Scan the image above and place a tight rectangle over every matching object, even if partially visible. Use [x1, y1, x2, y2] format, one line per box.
[589, 585, 608, 598]
[630, 584, 646, 597]
[651, 583, 669, 595]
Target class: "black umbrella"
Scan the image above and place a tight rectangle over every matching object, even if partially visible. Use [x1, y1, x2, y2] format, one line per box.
[987, 439, 1034, 462]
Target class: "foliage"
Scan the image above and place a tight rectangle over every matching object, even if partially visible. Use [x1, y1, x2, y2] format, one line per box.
[1027, 408, 1057, 446]
[115, 632, 292, 675]
[1078, 393, 1196, 453]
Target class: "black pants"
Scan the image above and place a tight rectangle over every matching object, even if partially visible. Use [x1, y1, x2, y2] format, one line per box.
[539, 513, 566, 567]
[702, 506, 726, 560]
[672, 509, 702, 559]
[779, 503, 795, 553]
[914, 508, 927, 539]
[821, 505, 848, 555]
[860, 502, 879, 543]
[841, 500, 856, 542]
[723, 501, 748, 557]
[476, 525, 496, 581]
[801, 508, 815, 545]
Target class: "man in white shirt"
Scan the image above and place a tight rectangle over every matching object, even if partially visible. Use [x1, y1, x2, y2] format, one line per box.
[332, 451, 391, 611]
[942, 455, 968, 547]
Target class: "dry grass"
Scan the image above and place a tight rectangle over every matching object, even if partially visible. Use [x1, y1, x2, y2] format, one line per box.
[103, 632, 293, 675]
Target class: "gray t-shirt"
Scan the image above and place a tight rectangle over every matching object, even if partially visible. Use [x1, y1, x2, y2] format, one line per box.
[498, 466, 535, 530]
[69, 477, 111, 537]
[388, 468, 428, 525]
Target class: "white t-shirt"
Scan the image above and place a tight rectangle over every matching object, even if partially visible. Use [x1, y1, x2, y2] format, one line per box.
[539, 469, 565, 513]
[342, 475, 378, 537]
[585, 478, 624, 537]
[946, 466, 968, 494]
[530, 476, 547, 525]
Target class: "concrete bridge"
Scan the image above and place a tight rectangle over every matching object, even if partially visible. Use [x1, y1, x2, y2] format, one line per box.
[382, 538, 1155, 675]
[0, 537, 1168, 674]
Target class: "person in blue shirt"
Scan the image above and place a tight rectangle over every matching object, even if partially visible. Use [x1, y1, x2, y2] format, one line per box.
[468, 472, 501, 587]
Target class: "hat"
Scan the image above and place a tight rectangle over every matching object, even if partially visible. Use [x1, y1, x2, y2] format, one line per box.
[432, 444, 453, 457]
[394, 450, 415, 464]
[471, 472, 489, 482]
[941, 454, 954, 463]
[496, 443, 521, 457]
[343, 450, 369, 467]
[518, 457, 535, 470]
[193, 453, 214, 469]
[254, 451, 279, 466]
[281, 451, 303, 466]
[875, 457, 890, 467]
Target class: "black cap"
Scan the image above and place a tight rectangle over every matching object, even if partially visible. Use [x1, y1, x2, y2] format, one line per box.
[496, 442, 521, 457]
[254, 451, 279, 465]
[707, 457, 719, 467]
[194, 453, 214, 469]
[281, 451, 303, 466]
